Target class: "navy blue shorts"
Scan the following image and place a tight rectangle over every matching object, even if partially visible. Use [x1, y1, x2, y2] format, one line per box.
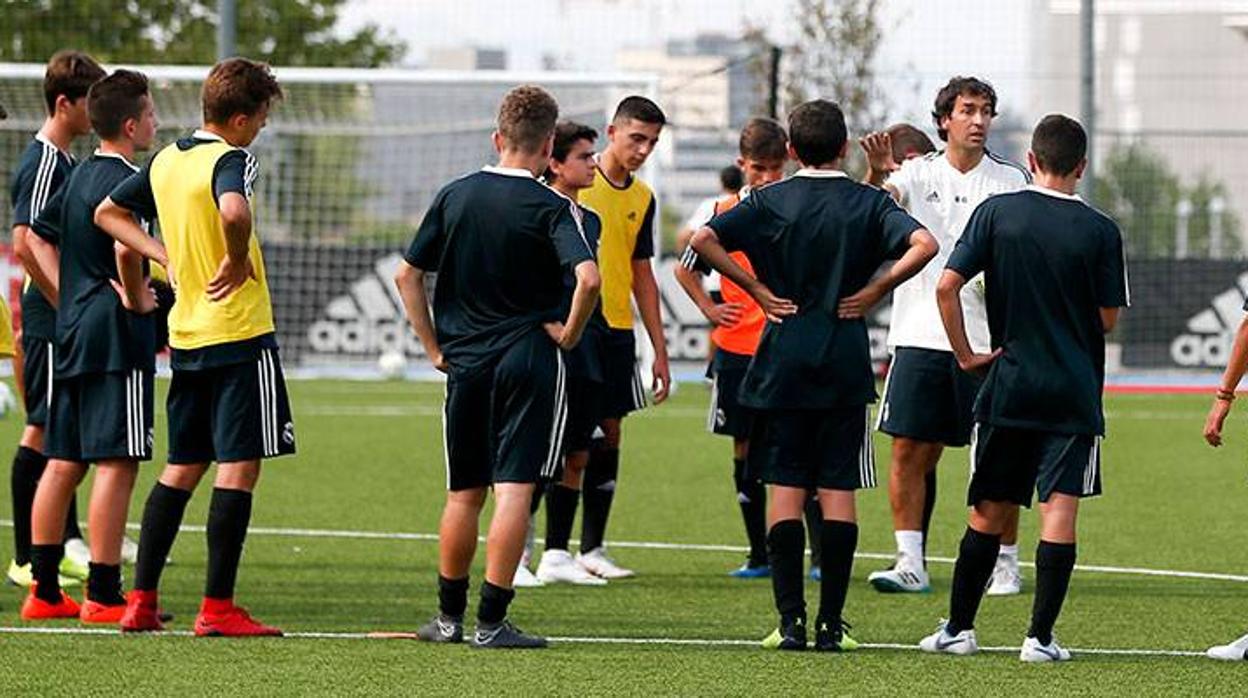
[968, 423, 1102, 507]
[748, 406, 877, 490]
[600, 328, 646, 420]
[877, 347, 980, 447]
[46, 369, 154, 463]
[21, 336, 51, 427]
[706, 349, 753, 439]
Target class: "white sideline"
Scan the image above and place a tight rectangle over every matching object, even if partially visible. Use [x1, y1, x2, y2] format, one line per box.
[0, 625, 1210, 657]
[3, 518, 1246, 584]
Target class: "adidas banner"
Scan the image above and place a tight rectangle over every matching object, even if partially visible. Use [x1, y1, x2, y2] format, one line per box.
[1120, 259, 1248, 369]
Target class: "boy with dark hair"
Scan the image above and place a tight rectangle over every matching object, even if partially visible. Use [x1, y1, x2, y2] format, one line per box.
[885, 123, 936, 163]
[95, 57, 290, 636]
[396, 86, 601, 647]
[7, 49, 105, 588]
[534, 121, 612, 587]
[21, 70, 160, 622]
[674, 116, 790, 578]
[692, 100, 937, 651]
[575, 95, 669, 580]
[860, 76, 1030, 595]
[921, 114, 1128, 662]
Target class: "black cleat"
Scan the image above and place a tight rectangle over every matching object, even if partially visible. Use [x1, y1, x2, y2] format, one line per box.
[762, 615, 807, 651]
[416, 613, 464, 643]
[814, 618, 860, 652]
[471, 619, 548, 649]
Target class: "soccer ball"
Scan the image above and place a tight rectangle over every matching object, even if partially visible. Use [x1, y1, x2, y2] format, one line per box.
[0, 382, 15, 417]
[377, 350, 408, 380]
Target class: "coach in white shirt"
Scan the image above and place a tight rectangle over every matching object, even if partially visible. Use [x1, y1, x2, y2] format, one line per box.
[860, 77, 1031, 597]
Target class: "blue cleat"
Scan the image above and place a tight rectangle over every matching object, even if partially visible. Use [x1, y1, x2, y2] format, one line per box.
[729, 562, 771, 579]
[810, 566, 822, 582]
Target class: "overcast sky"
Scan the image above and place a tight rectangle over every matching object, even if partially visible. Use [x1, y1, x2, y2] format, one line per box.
[338, 0, 1041, 126]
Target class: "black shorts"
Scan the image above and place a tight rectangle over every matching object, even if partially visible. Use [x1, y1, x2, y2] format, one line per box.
[167, 347, 296, 464]
[443, 330, 566, 491]
[967, 423, 1102, 507]
[877, 347, 980, 447]
[562, 374, 604, 457]
[599, 328, 646, 420]
[45, 369, 154, 462]
[21, 336, 51, 427]
[748, 406, 877, 490]
[706, 349, 753, 439]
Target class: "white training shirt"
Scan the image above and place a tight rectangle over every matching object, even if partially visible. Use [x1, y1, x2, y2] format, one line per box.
[886, 150, 1031, 353]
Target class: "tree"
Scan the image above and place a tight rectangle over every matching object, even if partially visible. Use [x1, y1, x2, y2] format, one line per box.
[1094, 142, 1241, 259]
[0, 0, 405, 67]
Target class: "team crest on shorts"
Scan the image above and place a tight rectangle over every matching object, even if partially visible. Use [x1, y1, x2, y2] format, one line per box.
[282, 422, 296, 446]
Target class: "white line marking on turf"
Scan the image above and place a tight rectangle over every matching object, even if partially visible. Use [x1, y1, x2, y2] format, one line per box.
[4, 520, 1245, 584]
[0, 626, 1209, 657]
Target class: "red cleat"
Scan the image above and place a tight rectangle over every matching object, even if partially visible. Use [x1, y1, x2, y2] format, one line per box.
[80, 598, 127, 624]
[20, 585, 81, 620]
[194, 599, 282, 637]
[120, 589, 165, 633]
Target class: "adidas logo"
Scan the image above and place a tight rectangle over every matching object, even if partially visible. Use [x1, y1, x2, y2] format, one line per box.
[305, 253, 424, 358]
[1170, 272, 1248, 367]
[925, 190, 940, 203]
[627, 211, 638, 221]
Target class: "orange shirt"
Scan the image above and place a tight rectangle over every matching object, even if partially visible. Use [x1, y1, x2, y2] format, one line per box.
[710, 193, 765, 356]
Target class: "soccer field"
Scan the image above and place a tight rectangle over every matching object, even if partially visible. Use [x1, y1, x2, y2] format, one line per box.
[0, 378, 1245, 695]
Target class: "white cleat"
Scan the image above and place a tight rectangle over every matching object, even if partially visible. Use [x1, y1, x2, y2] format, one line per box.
[576, 547, 635, 579]
[1020, 636, 1072, 662]
[1206, 632, 1248, 661]
[986, 554, 1022, 596]
[919, 620, 979, 656]
[121, 536, 139, 565]
[536, 549, 607, 586]
[867, 555, 931, 593]
[509, 551, 544, 589]
[64, 537, 90, 569]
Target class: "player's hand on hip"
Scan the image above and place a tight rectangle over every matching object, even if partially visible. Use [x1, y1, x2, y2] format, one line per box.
[109, 279, 158, 315]
[543, 321, 569, 348]
[651, 353, 671, 404]
[705, 302, 744, 327]
[958, 348, 1002, 377]
[837, 285, 884, 319]
[206, 255, 255, 301]
[1204, 398, 1232, 447]
[748, 283, 797, 323]
[859, 132, 897, 173]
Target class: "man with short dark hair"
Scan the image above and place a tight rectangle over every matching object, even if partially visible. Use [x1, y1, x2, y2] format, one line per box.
[860, 76, 1031, 595]
[22, 70, 160, 622]
[7, 49, 105, 589]
[574, 95, 670, 580]
[920, 114, 1128, 662]
[675, 116, 791, 578]
[97, 57, 290, 637]
[885, 123, 936, 163]
[396, 86, 601, 648]
[692, 99, 937, 652]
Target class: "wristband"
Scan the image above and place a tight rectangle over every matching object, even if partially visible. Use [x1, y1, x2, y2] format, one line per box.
[1216, 388, 1236, 402]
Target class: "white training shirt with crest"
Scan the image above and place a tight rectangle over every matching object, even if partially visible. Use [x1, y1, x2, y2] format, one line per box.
[885, 149, 1031, 354]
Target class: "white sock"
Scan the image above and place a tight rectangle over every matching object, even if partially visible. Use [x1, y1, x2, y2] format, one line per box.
[999, 543, 1019, 560]
[895, 530, 924, 566]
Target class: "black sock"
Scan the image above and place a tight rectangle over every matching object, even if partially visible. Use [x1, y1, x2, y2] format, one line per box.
[438, 575, 469, 619]
[544, 483, 580, 552]
[767, 519, 806, 622]
[64, 494, 83, 541]
[10, 446, 47, 565]
[733, 458, 768, 566]
[579, 445, 619, 553]
[204, 487, 252, 599]
[1028, 541, 1077, 645]
[921, 469, 937, 562]
[134, 482, 192, 591]
[87, 562, 125, 605]
[804, 495, 822, 568]
[817, 520, 858, 628]
[30, 543, 62, 602]
[948, 527, 1001, 634]
[477, 581, 515, 625]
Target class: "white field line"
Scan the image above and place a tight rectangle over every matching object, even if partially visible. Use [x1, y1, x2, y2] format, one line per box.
[244, 404, 1214, 420]
[0, 625, 1209, 657]
[3, 520, 1245, 584]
